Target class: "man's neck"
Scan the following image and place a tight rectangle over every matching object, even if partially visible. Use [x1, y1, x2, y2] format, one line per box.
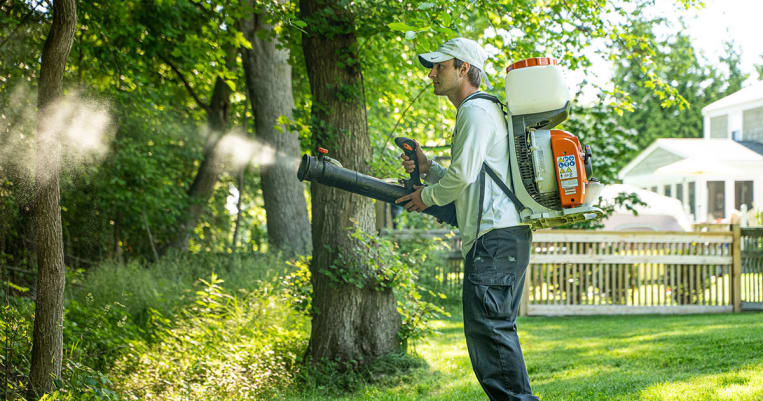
[449, 86, 480, 109]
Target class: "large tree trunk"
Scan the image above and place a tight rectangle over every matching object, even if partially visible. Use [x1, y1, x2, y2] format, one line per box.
[29, 0, 76, 396]
[170, 75, 232, 251]
[239, 8, 311, 255]
[300, 0, 400, 364]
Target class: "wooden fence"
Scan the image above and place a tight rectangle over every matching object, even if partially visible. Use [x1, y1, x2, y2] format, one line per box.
[742, 227, 763, 310]
[386, 226, 763, 316]
[524, 230, 736, 315]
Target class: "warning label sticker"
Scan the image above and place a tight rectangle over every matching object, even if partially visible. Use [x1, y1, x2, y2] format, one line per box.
[561, 178, 578, 189]
[557, 155, 578, 179]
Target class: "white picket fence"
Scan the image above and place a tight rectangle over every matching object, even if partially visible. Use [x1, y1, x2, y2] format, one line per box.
[385, 227, 763, 316]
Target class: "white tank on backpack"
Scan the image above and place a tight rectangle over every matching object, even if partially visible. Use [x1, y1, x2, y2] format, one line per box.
[505, 57, 570, 115]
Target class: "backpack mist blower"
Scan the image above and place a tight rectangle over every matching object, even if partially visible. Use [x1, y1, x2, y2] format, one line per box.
[297, 57, 605, 230]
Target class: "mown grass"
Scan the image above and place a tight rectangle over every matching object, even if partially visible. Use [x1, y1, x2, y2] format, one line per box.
[281, 311, 763, 401]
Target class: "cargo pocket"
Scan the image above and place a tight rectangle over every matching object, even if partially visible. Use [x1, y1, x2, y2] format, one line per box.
[467, 271, 515, 319]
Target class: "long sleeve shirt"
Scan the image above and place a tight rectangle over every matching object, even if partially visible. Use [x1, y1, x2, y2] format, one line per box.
[420, 92, 523, 258]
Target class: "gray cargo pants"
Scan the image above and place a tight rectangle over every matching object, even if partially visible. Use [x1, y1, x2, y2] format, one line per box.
[463, 225, 539, 401]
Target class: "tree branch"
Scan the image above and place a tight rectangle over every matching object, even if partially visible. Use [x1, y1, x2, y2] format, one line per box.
[158, 54, 210, 112]
[0, 0, 44, 51]
[375, 82, 431, 161]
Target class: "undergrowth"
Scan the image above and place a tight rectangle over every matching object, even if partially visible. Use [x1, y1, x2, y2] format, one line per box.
[2, 251, 307, 400]
[112, 273, 309, 400]
[2, 247, 444, 400]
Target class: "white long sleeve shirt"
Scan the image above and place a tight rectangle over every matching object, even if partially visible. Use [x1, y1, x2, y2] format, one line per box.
[420, 92, 523, 258]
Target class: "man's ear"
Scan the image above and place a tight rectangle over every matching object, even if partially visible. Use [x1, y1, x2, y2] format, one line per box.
[460, 62, 470, 77]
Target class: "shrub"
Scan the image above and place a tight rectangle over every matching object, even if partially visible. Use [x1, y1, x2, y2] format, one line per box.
[66, 251, 289, 329]
[111, 273, 309, 400]
[284, 225, 449, 352]
[0, 287, 33, 399]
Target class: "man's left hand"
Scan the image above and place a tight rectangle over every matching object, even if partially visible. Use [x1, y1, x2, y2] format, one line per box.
[395, 185, 428, 212]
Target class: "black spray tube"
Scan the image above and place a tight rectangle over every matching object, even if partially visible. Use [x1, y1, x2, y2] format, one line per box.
[297, 154, 457, 227]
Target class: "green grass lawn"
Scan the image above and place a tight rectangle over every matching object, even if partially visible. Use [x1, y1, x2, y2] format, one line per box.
[280, 312, 763, 401]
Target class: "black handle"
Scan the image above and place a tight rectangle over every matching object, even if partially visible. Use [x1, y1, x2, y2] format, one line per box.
[394, 137, 422, 190]
[584, 144, 593, 178]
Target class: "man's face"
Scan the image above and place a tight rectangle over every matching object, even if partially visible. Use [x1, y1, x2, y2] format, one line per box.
[428, 59, 463, 96]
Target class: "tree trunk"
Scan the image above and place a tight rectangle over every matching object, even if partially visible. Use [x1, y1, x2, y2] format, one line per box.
[170, 75, 232, 251]
[239, 8, 311, 255]
[300, 0, 400, 365]
[29, 0, 76, 396]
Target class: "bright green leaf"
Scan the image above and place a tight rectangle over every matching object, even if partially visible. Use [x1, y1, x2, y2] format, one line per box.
[388, 22, 417, 32]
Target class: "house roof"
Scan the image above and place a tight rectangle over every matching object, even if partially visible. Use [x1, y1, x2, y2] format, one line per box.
[702, 81, 763, 114]
[619, 138, 763, 178]
[738, 140, 763, 156]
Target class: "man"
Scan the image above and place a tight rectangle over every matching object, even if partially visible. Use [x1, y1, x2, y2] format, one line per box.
[395, 37, 539, 401]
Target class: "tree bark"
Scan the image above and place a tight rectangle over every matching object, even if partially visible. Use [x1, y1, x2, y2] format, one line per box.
[29, 0, 76, 396]
[170, 74, 232, 251]
[239, 8, 311, 255]
[300, 0, 400, 365]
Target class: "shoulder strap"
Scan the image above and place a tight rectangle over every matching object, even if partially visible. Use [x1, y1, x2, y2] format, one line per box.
[484, 163, 524, 209]
[462, 92, 508, 116]
[473, 163, 526, 258]
[464, 92, 526, 256]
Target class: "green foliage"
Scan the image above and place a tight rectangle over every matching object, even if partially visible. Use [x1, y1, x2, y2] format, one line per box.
[60, 96, 201, 260]
[284, 224, 449, 347]
[66, 252, 288, 328]
[1, 0, 711, 267]
[2, 252, 306, 400]
[282, 256, 313, 315]
[0, 288, 34, 399]
[63, 293, 144, 372]
[111, 273, 308, 400]
[322, 225, 412, 289]
[56, 360, 123, 401]
[611, 19, 748, 151]
[562, 101, 640, 185]
[344, 227, 450, 346]
[361, 0, 701, 178]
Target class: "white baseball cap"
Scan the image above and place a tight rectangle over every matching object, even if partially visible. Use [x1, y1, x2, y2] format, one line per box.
[417, 37, 492, 89]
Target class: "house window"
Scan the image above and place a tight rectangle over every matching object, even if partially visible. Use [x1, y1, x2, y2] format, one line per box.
[707, 181, 725, 220]
[651, 186, 658, 193]
[735, 181, 754, 210]
[710, 115, 728, 138]
[664, 185, 672, 197]
[676, 183, 684, 203]
[743, 106, 763, 142]
[688, 182, 696, 216]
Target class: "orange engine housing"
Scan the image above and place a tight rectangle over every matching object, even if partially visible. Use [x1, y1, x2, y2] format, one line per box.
[550, 130, 587, 207]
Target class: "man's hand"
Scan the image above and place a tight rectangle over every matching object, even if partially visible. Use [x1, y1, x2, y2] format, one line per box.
[395, 185, 427, 212]
[400, 140, 430, 175]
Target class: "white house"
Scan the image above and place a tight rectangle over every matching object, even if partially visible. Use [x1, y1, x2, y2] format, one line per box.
[618, 82, 763, 224]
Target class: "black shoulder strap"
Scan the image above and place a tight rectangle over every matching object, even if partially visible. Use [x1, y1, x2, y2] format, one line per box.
[462, 92, 508, 116]
[484, 163, 524, 209]
[473, 163, 526, 259]
[465, 93, 525, 255]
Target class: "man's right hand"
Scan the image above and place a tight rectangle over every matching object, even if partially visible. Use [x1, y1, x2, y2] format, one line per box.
[400, 140, 430, 175]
